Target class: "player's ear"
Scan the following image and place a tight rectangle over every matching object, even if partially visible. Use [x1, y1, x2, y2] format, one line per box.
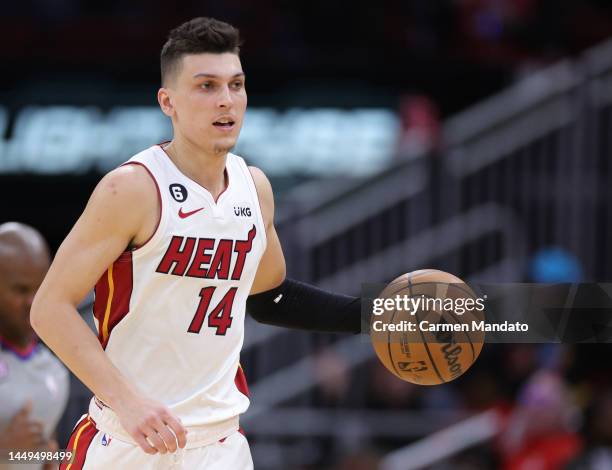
[158, 88, 174, 117]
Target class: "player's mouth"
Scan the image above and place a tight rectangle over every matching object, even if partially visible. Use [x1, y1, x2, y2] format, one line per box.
[212, 117, 236, 132]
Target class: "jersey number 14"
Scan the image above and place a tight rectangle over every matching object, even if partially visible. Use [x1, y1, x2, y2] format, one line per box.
[188, 287, 237, 335]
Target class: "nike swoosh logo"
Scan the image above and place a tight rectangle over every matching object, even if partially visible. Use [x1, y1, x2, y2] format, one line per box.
[178, 207, 204, 219]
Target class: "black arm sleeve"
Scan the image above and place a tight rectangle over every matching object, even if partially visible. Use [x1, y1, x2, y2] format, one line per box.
[246, 278, 365, 334]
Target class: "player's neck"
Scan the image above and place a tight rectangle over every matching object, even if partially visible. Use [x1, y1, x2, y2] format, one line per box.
[163, 138, 228, 200]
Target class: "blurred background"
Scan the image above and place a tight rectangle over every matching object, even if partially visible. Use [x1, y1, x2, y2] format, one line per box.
[2, 1, 612, 469]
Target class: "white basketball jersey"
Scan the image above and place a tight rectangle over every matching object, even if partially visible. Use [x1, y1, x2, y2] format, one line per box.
[91, 144, 266, 427]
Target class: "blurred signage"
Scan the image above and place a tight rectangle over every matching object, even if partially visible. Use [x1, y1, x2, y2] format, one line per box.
[0, 106, 399, 176]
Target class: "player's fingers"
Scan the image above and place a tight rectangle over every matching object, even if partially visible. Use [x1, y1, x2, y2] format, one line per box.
[142, 425, 168, 454]
[133, 433, 157, 455]
[151, 415, 178, 452]
[156, 425, 177, 453]
[164, 415, 187, 449]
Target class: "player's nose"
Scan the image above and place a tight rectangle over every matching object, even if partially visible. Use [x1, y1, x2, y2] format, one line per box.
[216, 85, 233, 108]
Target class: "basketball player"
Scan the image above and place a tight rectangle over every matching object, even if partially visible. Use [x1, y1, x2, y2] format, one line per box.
[0, 222, 69, 470]
[30, 17, 362, 469]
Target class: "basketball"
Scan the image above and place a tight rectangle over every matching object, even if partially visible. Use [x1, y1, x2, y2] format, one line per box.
[370, 269, 485, 385]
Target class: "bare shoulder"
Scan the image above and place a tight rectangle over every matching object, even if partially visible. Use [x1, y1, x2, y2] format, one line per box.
[248, 166, 273, 195]
[248, 166, 274, 227]
[87, 163, 159, 246]
[97, 164, 157, 200]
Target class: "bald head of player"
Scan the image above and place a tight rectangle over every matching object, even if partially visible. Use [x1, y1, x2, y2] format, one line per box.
[0, 223, 50, 348]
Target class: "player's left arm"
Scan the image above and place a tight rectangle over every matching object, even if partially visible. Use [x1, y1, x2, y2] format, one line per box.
[249, 166, 286, 294]
[248, 167, 364, 334]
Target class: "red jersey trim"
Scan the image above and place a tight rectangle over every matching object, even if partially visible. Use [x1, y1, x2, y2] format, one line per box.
[243, 163, 268, 249]
[234, 363, 250, 398]
[93, 251, 134, 349]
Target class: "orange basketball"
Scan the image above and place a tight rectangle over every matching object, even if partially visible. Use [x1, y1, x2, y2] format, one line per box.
[370, 269, 485, 385]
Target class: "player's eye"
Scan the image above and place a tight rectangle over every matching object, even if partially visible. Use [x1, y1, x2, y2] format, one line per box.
[231, 81, 244, 90]
[200, 82, 214, 90]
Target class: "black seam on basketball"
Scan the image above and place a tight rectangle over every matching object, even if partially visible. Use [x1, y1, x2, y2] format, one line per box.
[419, 281, 478, 299]
[383, 273, 442, 297]
[372, 283, 414, 379]
[440, 281, 486, 343]
[409, 277, 446, 384]
[393, 281, 485, 326]
[377, 282, 423, 301]
[413, 293, 477, 361]
[388, 280, 477, 295]
[376, 283, 421, 379]
[386, 307, 403, 378]
[414, 307, 446, 384]
[443, 310, 476, 362]
[381, 281, 480, 306]
[385, 270, 437, 285]
[376, 283, 482, 326]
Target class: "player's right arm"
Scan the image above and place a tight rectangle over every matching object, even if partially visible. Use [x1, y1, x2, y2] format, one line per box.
[30, 165, 186, 455]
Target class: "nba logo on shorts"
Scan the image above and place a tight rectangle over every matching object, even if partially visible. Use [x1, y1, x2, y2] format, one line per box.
[101, 433, 112, 446]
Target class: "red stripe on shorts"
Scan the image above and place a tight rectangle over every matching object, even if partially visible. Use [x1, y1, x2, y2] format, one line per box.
[234, 365, 249, 437]
[60, 416, 98, 470]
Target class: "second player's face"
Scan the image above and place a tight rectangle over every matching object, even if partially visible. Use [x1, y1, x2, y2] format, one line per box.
[170, 53, 247, 155]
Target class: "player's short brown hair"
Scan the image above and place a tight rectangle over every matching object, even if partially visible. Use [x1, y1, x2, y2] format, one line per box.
[160, 17, 242, 85]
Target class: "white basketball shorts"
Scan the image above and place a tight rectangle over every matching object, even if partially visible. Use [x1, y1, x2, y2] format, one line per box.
[61, 416, 253, 470]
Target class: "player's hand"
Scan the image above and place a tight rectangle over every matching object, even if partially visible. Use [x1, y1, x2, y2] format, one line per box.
[114, 393, 188, 455]
[0, 401, 46, 449]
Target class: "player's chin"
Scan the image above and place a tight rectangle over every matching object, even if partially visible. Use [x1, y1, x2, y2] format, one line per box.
[211, 136, 238, 154]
